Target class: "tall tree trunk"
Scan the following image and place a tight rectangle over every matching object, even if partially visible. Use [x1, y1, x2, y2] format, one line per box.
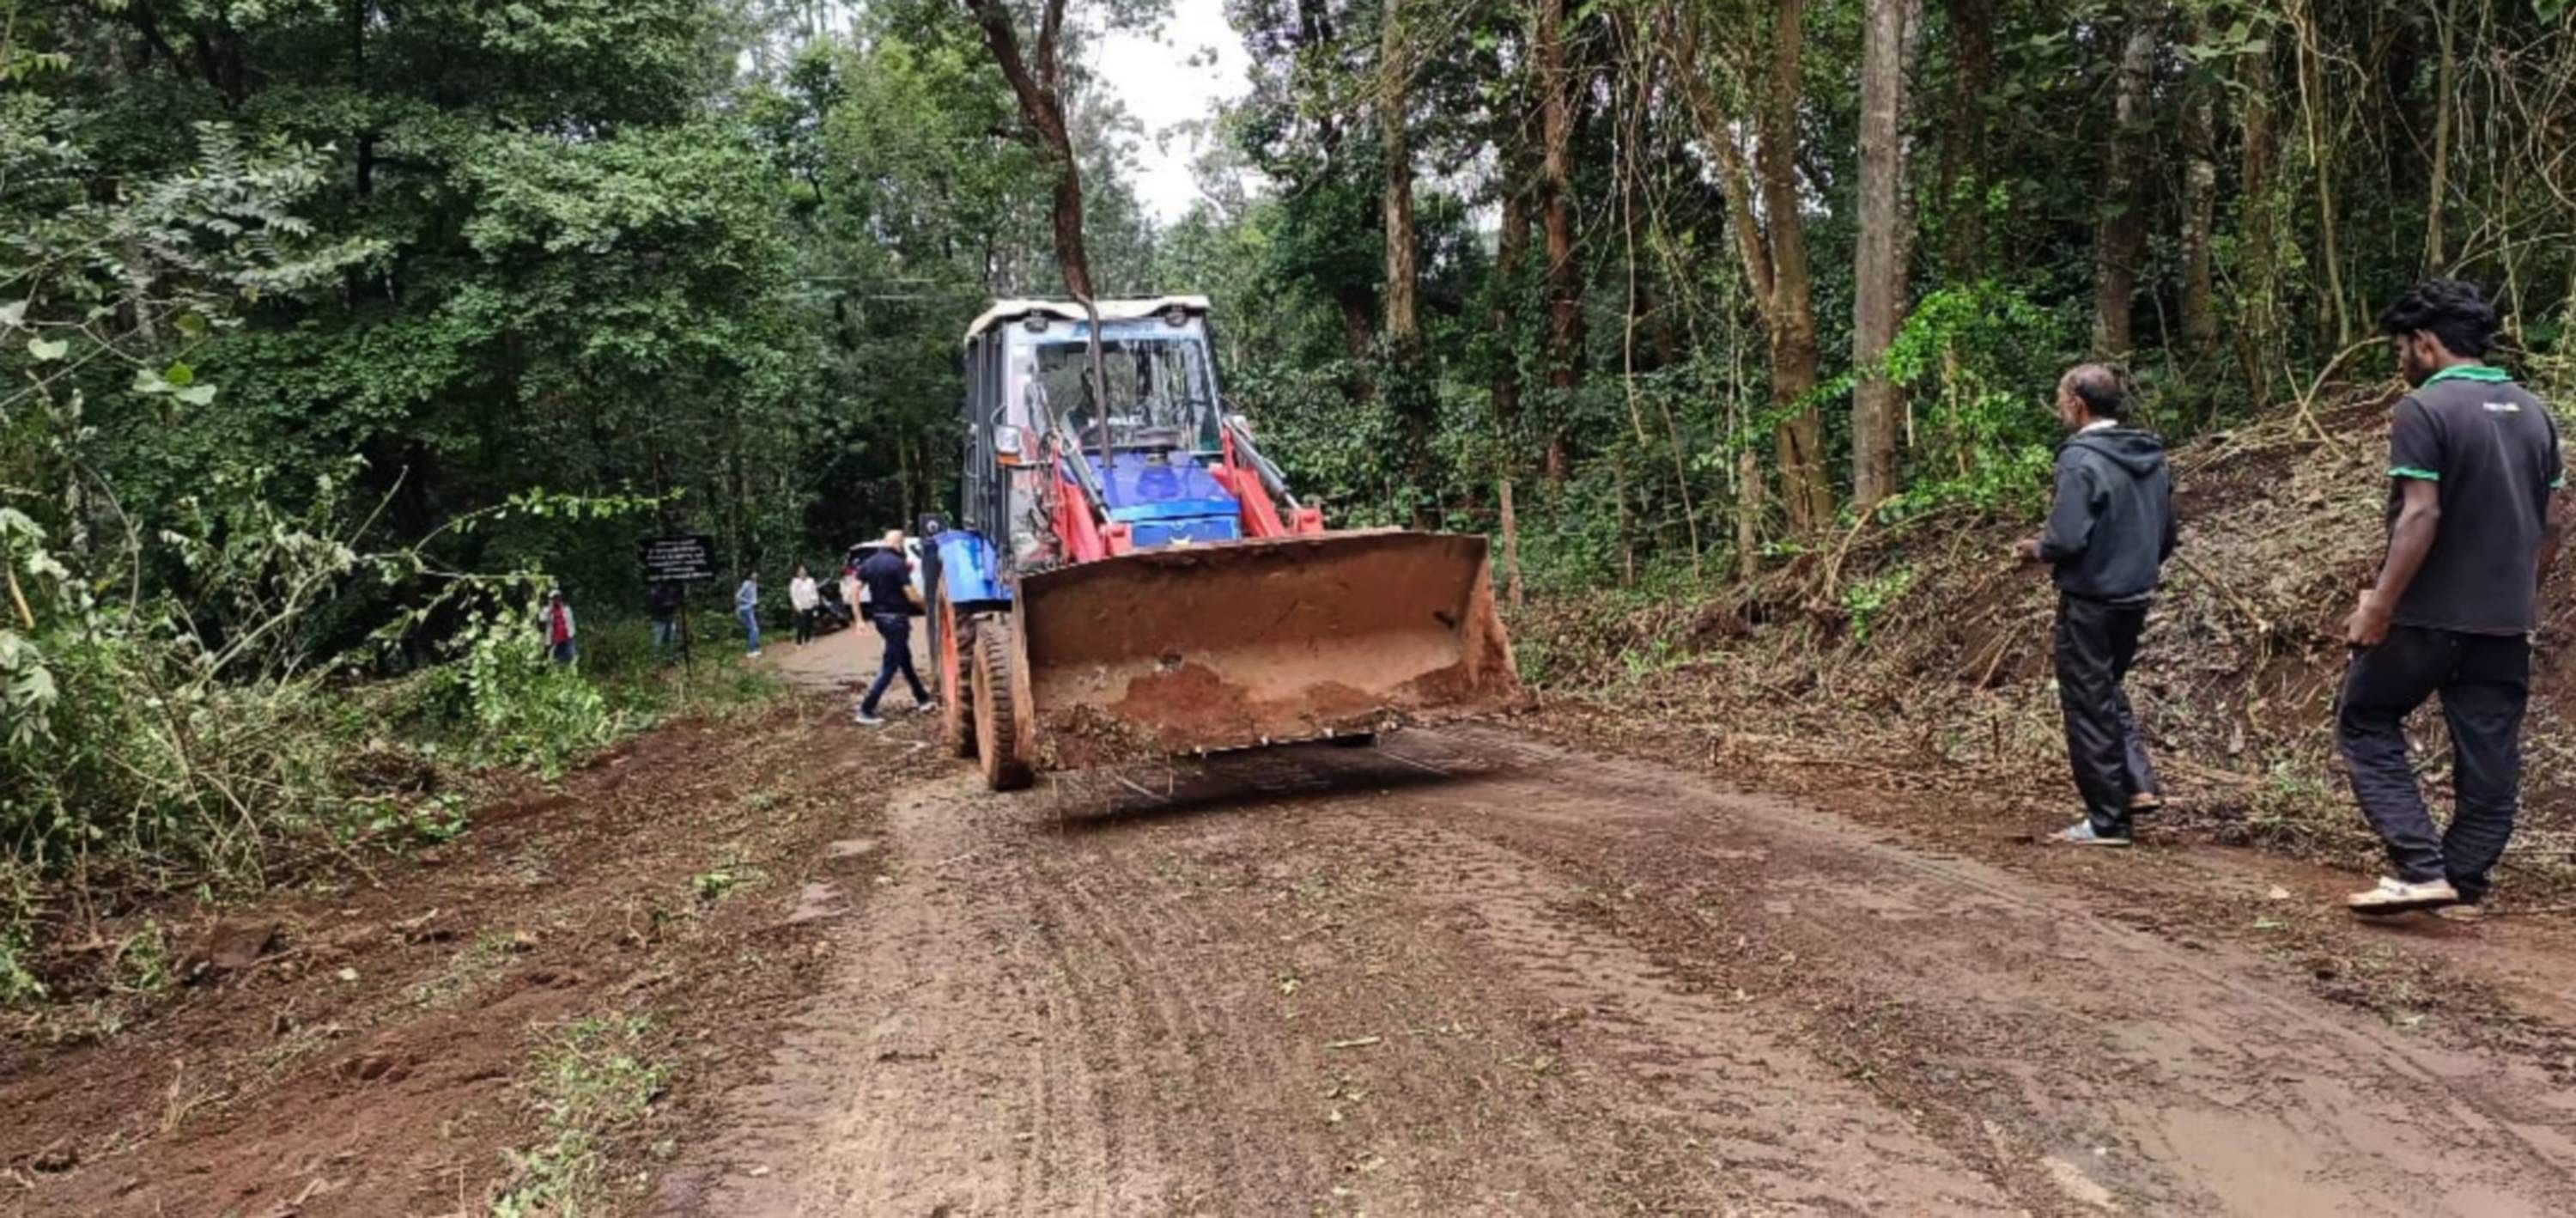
[1937, 0, 1990, 278]
[1613, 21, 1701, 575]
[1492, 153, 1533, 610]
[1381, 0, 1431, 522]
[2179, 16, 2219, 353]
[2236, 38, 2280, 402]
[1380, 0, 1419, 352]
[2090, 3, 2158, 356]
[965, 0, 1092, 299]
[1851, 0, 1911, 509]
[1536, 0, 1583, 482]
[1046, 161, 1093, 300]
[2423, 0, 2458, 272]
[1492, 192, 1531, 435]
[1735, 446, 1764, 582]
[1761, 0, 1829, 532]
[1663, 4, 1772, 562]
[2291, 0, 2348, 344]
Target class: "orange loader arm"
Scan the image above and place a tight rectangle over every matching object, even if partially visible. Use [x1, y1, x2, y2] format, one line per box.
[1216, 419, 1323, 539]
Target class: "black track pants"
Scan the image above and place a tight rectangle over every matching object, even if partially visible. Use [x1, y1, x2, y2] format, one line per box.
[2336, 626, 2529, 901]
[2054, 594, 2160, 837]
[860, 613, 930, 716]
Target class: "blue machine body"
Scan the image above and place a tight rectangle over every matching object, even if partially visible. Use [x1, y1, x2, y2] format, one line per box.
[934, 530, 1010, 608]
[1082, 450, 1242, 550]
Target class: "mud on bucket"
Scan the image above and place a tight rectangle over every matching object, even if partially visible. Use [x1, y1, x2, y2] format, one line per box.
[1015, 531, 1519, 758]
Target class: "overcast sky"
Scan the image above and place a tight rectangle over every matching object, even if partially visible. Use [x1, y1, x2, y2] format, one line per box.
[1095, 0, 1252, 222]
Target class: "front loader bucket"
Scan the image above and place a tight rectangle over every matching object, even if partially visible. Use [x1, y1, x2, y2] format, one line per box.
[1018, 531, 1518, 761]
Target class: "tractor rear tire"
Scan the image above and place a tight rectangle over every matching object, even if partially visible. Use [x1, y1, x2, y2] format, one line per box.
[971, 617, 1034, 791]
[939, 591, 975, 758]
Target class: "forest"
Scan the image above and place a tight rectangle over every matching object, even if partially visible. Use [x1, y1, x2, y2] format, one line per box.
[4, 0, 2574, 996]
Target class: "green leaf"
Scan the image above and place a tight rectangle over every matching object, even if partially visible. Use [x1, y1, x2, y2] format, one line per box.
[175, 384, 219, 407]
[163, 362, 195, 387]
[0, 301, 26, 329]
[27, 337, 67, 362]
[173, 313, 209, 338]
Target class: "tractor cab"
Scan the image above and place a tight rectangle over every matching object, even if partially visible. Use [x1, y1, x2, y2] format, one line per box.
[960, 296, 1251, 564]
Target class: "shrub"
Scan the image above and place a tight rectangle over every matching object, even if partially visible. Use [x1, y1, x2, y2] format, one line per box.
[404, 608, 628, 779]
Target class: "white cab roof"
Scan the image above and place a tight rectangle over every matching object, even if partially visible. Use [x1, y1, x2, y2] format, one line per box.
[964, 295, 1212, 344]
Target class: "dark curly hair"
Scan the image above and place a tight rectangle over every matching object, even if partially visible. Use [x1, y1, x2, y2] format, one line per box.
[2379, 278, 2499, 358]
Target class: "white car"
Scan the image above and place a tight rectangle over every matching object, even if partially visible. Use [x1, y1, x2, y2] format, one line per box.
[847, 538, 927, 608]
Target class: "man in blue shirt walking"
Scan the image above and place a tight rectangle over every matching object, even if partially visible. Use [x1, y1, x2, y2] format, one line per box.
[734, 571, 762, 659]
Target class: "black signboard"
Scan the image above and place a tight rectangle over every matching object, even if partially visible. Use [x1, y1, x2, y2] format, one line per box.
[640, 534, 717, 583]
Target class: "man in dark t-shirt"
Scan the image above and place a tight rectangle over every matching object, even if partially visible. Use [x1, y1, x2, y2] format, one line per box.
[854, 531, 932, 725]
[2340, 279, 2569, 916]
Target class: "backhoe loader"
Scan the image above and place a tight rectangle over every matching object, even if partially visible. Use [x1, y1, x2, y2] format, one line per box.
[924, 296, 1517, 790]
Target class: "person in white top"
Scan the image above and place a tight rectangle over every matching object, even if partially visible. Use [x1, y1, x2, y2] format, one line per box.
[788, 563, 821, 646]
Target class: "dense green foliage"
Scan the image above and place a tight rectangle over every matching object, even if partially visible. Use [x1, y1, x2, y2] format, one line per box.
[1187, 0, 2576, 591]
[0, 0, 1140, 991]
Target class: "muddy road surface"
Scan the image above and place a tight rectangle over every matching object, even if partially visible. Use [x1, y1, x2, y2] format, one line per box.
[651, 725, 2576, 1217]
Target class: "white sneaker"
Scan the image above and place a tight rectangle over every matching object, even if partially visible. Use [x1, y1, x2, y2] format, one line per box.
[854, 709, 885, 726]
[2346, 876, 2459, 916]
[2049, 820, 2132, 847]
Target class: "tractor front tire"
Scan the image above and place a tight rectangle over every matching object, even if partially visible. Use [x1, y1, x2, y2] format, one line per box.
[971, 617, 1034, 791]
[938, 591, 975, 758]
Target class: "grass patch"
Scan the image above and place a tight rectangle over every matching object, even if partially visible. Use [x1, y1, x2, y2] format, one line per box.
[3, 616, 791, 1021]
[490, 1012, 671, 1217]
[690, 860, 765, 906]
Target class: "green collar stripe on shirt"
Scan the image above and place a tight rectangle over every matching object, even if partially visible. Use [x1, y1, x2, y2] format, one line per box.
[2390, 466, 2441, 481]
[2421, 364, 2512, 385]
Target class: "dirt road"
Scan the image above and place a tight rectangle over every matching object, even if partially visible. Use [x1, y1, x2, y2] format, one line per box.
[9, 630, 2573, 1214]
[647, 725, 2576, 1217]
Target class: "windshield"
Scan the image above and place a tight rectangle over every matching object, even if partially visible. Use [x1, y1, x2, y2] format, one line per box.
[1027, 335, 1221, 454]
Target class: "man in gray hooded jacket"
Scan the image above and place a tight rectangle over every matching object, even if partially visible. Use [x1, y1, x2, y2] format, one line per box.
[2015, 364, 2178, 846]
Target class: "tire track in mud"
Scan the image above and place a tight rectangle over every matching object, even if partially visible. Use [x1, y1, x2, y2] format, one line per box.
[1030, 764, 1687, 1215]
[1322, 746, 2012, 1215]
[660, 728, 2576, 1216]
[1031, 758, 1360, 1211]
[1370, 726, 2576, 1215]
[650, 776, 1068, 1215]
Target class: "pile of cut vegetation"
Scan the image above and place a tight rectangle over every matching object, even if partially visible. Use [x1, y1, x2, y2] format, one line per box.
[1521, 386, 2576, 892]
